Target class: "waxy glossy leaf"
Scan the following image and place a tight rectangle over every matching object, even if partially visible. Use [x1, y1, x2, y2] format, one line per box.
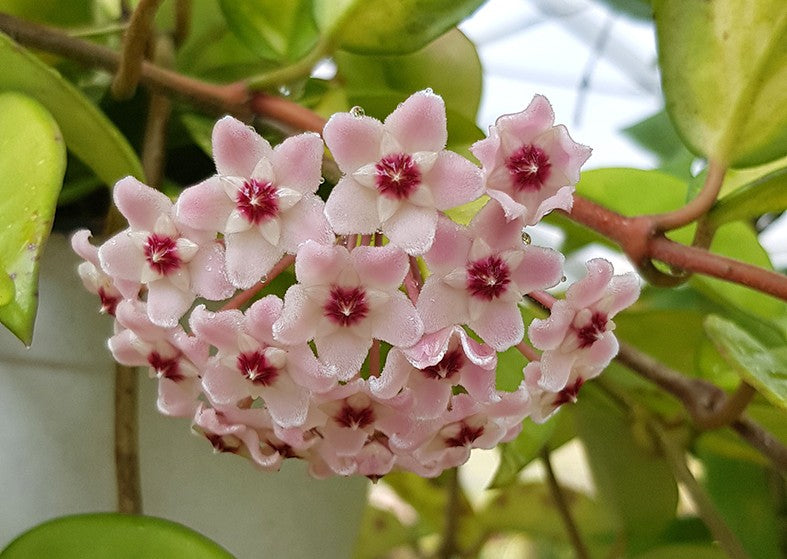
[313, 0, 484, 54]
[353, 506, 414, 559]
[653, 1, 787, 167]
[709, 165, 787, 227]
[704, 315, 787, 410]
[0, 33, 143, 186]
[0, 93, 65, 344]
[0, 514, 233, 558]
[218, 0, 319, 63]
[575, 386, 678, 552]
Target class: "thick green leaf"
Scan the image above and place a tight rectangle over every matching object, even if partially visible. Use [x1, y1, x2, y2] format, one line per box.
[575, 386, 679, 552]
[633, 544, 726, 559]
[0, 514, 233, 558]
[0, 0, 94, 27]
[622, 110, 686, 162]
[478, 482, 617, 549]
[0, 32, 143, 186]
[696, 446, 782, 559]
[0, 93, 66, 344]
[313, 0, 484, 55]
[218, 0, 319, 62]
[653, 1, 787, 167]
[708, 165, 787, 227]
[704, 315, 787, 410]
[336, 28, 483, 123]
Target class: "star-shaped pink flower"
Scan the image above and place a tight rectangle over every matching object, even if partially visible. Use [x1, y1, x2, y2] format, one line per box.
[471, 95, 591, 225]
[177, 117, 333, 288]
[418, 201, 564, 350]
[323, 90, 484, 255]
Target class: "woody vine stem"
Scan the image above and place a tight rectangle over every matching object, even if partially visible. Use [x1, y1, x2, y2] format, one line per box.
[0, 7, 785, 530]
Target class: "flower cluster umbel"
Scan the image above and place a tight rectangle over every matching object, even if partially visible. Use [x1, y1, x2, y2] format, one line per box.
[73, 90, 638, 479]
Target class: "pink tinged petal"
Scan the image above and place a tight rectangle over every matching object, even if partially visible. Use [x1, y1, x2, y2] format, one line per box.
[357, 441, 396, 477]
[271, 132, 324, 194]
[384, 90, 447, 153]
[316, 329, 372, 380]
[323, 112, 384, 173]
[114, 300, 166, 340]
[190, 305, 244, 351]
[261, 376, 311, 428]
[146, 278, 194, 327]
[225, 228, 282, 289]
[295, 241, 350, 287]
[352, 244, 409, 290]
[511, 246, 564, 294]
[470, 201, 524, 251]
[486, 190, 527, 222]
[402, 328, 452, 369]
[539, 124, 592, 185]
[408, 374, 452, 420]
[539, 349, 577, 392]
[371, 348, 412, 399]
[245, 295, 283, 346]
[108, 330, 148, 366]
[322, 421, 370, 456]
[528, 301, 575, 350]
[497, 94, 556, 149]
[176, 176, 233, 232]
[567, 258, 615, 308]
[471, 299, 524, 351]
[279, 195, 333, 253]
[286, 344, 335, 393]
[455, 327, 497, 369]
[602, 272, 641, 316]
[324, 176, 380, 235]
[371, 291, 423, 348]
[382, 203, 438, 255]
[71, 229, 99, 265]
[201, 364, 249, 405]
[526, 185, 574, 225]
[423, 216, 471, 274]
[189, 243, 235, 299]
[273, 284, 322, 345]
[470, 130, 501, 171]
[417, 278, 469, 333]
[460, 362, 498, 403]
[584, 331, 619, 370]
[212, 115, 272, 177]
[98, 231, 147, 282]
[157, 377, 200, 417]
[423, 151, 484, 210]
[113, 177, 174, 231]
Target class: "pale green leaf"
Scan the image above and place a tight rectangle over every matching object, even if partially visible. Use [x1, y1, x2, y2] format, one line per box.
[708, 166, 787, 227]
[0, 32, 143, 186]
[313, 0, 484, 55]
[653, 1, 787, 167]
[0, 93, 66, 344]
[0, 513, 233, 558]
[352, 506, 414, 559]
[633, 545, 726, 559]
[704, 315, 787, 410]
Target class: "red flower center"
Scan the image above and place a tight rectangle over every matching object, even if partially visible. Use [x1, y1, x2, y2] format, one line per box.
[236, 178, 279, 225]
[335, 403, 375, 429]
[148, 351, 184, 382]
[576, 311, 608, 348]
[445, 423, 485, 447]
[143, 234, 181, 276]
[505, 144, 551, 192]
[98, 287, 120, 316]
[421, 347, 465, 380]
[552, 377, 585, 407]
[323, 285, 370, 327]
[466, 255, 511, 300]
[237, 350, 279, 386]
[374, 153, 421, 199]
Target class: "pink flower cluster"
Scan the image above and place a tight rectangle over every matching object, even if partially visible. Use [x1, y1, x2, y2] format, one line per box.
[73, 91, 638, 479]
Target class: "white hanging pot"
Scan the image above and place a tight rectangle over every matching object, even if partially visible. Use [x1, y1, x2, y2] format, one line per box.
[0, 235, 368, 558]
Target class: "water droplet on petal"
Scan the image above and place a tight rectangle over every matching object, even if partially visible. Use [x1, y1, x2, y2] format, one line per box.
[350, 106, 365, 118]
[561, 275, 567, 282]
[521, 230, 531, 245]
[259, 275, 268, 284]
[205, 266, 212, 272]
[424, 87, 434, 95]
[318, 177, 325, 184]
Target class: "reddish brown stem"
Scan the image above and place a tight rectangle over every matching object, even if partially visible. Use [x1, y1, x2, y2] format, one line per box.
[249, 94, 327, 134]
[652, 160, 726, 232]
[515, 340, 540, 362]
[111, 0, 163, 99]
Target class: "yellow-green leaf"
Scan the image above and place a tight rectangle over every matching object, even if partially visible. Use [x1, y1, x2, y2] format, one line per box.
[0, 92, 66, 344]
[653, 1, 787, 167]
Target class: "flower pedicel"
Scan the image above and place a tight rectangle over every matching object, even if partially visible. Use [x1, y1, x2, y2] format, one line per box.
[73, 90, 639, 479]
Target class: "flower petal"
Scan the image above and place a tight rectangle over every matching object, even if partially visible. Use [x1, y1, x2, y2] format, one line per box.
[316, 329, 371, 380]
[424, 151, 483, 210]
[325, 176, 380, 235]
[212, 115, 272, 177]
[294, 241, 350, 287]
[175, 176, 233, 232]
[323, 112, 384, 173]
[146, 278, 194, 327]
[189, 242, 235, 299]
[382, 203, 437, 255]
[225, 229, 282, 289]
[384, 90, 447, 153]
[190, 305, 244, 351]
[371, 291, 423, 348]
[351, 244, 409, 291]
[279, 195, 333, 253]
[471, 299, 524, 351]
[273, 284, 321, 345]
[416, 278, 468, 333]
[114, 177, 173, 231]
[271, 132, 324, 194]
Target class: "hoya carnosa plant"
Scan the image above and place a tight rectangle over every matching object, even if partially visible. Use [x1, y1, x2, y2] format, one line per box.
[73, 90, 639, 479]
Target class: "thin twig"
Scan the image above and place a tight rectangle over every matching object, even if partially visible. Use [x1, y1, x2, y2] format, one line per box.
[173, 0, 191, 47]
[221, 254, 296, 310]
[111, 0, 163, 99]
[652, 161, 726, 232]
[695, 382, 757, 430]
[515, 340, 540, 362]
[540, 447, 590, 559]
[369, 339, 381, 378]
[651, 422, 749, 559]
[437, 467, 460, 559]
[114, 363, 142, 513]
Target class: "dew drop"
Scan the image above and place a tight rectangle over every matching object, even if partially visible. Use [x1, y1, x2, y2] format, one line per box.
[205, 266, 212, 273]
[561, 275, 567, 282]
[350, 106, 365, 118]
[259, 275, 268, 284]
[521, 230, 531, 245]
[278, 85, 291, 97]
[318, 177, 325, 184]
[423, 87, 434, 95]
